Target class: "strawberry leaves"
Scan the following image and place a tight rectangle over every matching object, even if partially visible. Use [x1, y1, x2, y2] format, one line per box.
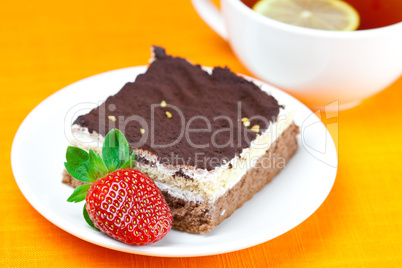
[88, 150, 108, 179]
[65, 147, 97, 183]
[66, 129, 136, 206]
[120, 151, 136, 170]
[67, 184, 91, 203]
[83, 204, 99, 231]
[102, 129, 130, 172]
[65, 129, 135, 184]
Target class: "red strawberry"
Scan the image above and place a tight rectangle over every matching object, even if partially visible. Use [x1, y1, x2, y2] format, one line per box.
[65, 129, 172, 245]
[85, 169, 172, 245]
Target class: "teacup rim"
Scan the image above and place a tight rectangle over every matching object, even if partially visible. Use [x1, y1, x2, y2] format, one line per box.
[231, 0, 402, 37]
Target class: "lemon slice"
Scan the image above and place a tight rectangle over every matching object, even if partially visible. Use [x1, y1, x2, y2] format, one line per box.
[252, 0, 360, 31]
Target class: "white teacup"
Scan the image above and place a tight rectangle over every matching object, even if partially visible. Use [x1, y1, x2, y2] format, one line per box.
[191, 0, 402, 110]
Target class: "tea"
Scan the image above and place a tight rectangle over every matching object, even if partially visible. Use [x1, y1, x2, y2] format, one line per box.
[242, 0, 402, 30]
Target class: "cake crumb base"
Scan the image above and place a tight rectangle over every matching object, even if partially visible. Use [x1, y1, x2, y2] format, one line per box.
[62, 123, 299, 234]
[164, 122, 299, 233]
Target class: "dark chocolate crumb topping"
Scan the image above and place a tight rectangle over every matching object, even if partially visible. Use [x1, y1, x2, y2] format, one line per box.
[74, 46, 281, 170]
[135, 155, 156, 167]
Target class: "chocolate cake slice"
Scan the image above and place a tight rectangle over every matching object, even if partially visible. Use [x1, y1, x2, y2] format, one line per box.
[63, 46, 299, 233]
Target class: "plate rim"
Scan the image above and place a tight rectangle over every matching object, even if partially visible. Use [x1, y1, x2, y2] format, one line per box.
[11, 65, 337, 257]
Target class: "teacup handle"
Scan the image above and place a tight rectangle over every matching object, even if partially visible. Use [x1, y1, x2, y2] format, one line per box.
[191, 0, 228, 40]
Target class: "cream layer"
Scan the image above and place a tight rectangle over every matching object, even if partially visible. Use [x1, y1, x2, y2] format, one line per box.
[68, 104, 294, 202]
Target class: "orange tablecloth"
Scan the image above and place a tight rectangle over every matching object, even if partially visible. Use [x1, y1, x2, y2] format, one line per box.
[1, 0, 402, 266]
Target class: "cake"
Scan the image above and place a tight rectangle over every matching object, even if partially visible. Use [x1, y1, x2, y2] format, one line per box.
[63, 46, 299, 234]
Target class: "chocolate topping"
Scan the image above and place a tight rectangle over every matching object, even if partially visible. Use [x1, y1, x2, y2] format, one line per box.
[173, 169, 193, 180]
[135, 155, 156, 167]
[153, 46, 167, 59]
[74, 46, 281, 170]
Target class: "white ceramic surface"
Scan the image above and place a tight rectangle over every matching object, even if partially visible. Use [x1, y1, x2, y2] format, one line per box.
[191, 0, 402, 110]
[11, 66, 337, 257]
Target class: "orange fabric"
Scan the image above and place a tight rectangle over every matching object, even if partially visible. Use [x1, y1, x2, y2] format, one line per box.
[1, 0, 402, 267]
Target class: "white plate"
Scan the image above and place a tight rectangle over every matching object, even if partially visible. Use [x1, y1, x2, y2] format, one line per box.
[11, 66, 337, 257]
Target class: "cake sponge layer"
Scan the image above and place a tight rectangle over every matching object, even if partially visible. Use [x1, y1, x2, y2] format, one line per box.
[68, 105, 294, 202]
[63, 122, 299, 233]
